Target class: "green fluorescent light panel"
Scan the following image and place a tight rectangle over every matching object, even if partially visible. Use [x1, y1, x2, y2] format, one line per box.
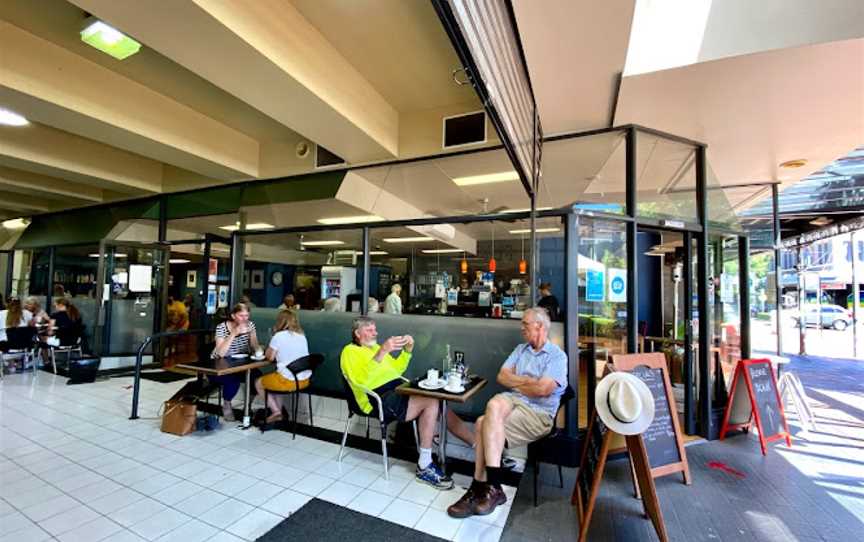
[81, 20, 141, 60]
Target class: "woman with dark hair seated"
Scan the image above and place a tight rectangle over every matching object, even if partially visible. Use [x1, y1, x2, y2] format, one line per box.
[211, 302, 262, 421]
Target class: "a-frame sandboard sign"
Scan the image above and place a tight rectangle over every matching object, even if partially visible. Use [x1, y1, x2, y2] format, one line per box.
[611, 353, 691, 485]
[720, 358, 792, 455]
[571, 413, 669, 542]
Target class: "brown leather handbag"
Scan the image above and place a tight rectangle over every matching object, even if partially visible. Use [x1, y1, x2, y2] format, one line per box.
[160, 398, 197, 436]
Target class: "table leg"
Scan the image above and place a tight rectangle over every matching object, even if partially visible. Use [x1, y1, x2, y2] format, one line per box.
[242, 369, 252, 428]
[439, 400, 448, 473]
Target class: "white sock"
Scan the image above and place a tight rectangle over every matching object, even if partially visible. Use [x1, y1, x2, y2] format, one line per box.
[418, 448, 433, 469]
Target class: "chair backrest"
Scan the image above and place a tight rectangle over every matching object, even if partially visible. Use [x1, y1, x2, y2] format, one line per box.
[286, 353, 324, 377]
[553, 385, 576, 429]
[340, 372, 368, 417]
[6, 326, 37, 350]
[56, 323, 84, 347]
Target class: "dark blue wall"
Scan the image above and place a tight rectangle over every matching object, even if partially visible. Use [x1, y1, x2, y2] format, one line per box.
[637, 232, 662, 337]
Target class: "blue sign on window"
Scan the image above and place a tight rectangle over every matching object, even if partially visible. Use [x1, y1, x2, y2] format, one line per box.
[586, 269, 605, 302]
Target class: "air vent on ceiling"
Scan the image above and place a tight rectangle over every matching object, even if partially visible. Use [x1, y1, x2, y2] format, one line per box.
[443, 110, 487, 149]
[315, 145, 346, 169]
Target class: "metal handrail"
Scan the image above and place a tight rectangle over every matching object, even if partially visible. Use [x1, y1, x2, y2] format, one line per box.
[129, 328, 214, 420]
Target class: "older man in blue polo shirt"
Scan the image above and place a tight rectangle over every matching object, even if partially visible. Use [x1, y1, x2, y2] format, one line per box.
[448, 307, 567, 518]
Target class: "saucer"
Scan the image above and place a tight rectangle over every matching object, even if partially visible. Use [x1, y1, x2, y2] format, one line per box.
[230, 354, 249, 359]
[444, 383, 465, 393]
[418, 378, 447, 390]
[251, 355, 265, 361]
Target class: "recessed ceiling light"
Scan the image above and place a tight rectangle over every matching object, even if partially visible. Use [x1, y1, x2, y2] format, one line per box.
[779, 159, 808, 169]
[300, 240, 344, 246]
[452, 171, 520, 186]
[354, 251, 389, 256]
[501, 207, 553, 213]
[80, 18, 141, 60]
[219, 223, 275, 232]
[169, 258, 191, 264]
[318, 215, 383, 225]
[90, 253, 127, 258]
[1, 218, 30, 229]
[808, 216, 832, 226]
[383, 236, 434, 243]
[421, 249, 463, 254]
[0, 108, 29, 127]
[509, 227, 561, 234]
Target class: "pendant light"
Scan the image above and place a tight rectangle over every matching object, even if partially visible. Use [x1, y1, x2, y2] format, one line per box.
[488, 223, 497, 273]
[518, 233, 527, 274]
[460, 250, 468, 274]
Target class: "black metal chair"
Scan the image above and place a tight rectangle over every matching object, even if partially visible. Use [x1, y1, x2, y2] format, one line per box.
[1, 326, 38, 378]
[337, 372, 418, 480]
[262, 353, 324, 439]
[43, 325, 85, 374]
[527, 385, 576, 506]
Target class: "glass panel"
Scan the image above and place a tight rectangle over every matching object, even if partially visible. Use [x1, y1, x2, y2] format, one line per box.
[104, 245, 165, 355]
[165, 241, 231, 331]
[636, 132, 698, 222]
[52, 245, 99, 352]
[577, 217, 627, 428]
[716, 237, 742, 393]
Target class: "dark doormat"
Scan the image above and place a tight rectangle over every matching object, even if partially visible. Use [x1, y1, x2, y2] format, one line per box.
[256, 498, 446, 542]
[138, 370, 195, 383]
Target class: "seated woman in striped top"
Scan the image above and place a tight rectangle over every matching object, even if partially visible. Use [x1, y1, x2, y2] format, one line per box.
[211, 302, 262, 421]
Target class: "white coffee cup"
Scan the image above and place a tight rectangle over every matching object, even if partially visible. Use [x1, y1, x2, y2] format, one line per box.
[447, 372, 462, 390]
[255, 348, 264, 358]
[426, 369, 439, 383]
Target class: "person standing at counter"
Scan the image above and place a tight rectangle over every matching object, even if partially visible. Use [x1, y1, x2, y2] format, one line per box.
[341, 316, 452, 489]
[537, 282, 561, 321]
[211, 302, 262, 421]
[447, 308, 567, 518]
[384, 284, 402, 315]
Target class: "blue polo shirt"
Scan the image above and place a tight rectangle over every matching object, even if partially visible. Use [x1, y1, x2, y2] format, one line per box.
[502, 341, 567, 419]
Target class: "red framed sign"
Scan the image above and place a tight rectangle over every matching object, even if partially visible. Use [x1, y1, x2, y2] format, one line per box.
[720, 358, 791, 455]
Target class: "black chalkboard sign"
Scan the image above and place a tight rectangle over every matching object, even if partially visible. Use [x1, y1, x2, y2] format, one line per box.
[577, 416, 608, 511]
[612, 353, 691, 484]
[720, 359, 792, 455]
[632, 366, 680, 468]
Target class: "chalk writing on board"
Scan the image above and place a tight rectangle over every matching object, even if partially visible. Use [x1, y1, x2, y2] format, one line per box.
[632, 366, 680, 468]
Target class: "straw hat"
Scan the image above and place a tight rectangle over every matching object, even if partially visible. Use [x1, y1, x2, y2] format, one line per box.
[594, 372, 655, 435]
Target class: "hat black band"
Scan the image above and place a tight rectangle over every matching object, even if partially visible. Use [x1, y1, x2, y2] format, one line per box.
[607, 392, 634, 425]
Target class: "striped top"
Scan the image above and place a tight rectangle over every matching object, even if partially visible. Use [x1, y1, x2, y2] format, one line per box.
[212, 320, 257, 358]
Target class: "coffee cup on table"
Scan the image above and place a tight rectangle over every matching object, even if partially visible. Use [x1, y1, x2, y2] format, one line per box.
[426, 368, 439, 383]
[447, 372, 462, 391]
[255, 347, 264, 359]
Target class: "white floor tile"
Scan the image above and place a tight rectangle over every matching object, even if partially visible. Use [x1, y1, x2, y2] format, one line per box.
[258, 489, 311, 517]
[225, 508, 283, 541]
[398, 479, 442, 506]
[110, 498, 168, 528]
[340, 465, 381, 488]
[264, 466, 306, 488]
[210, 473, 258, 496]
[74, 479, 124, 502]
[39, 504, 100, 536]
[291, 473, 333, 497]
[430, 487, 464, 511]
[453, 518, 504, 542]
[377, 498, 426, 529]
[0, 522, 52, 542]
[345, 489, 394, 517]
[20, 494, 81, 522]
[199, 499, 255, 530]
[233, 480, 284, 507]
[129, 509, 191, 541]
[152, 480, 205, 506]
[367, 475, 411, 497]
[0, 511, 34, 537]
[130, 472, 183, 496]
[204, 532, 245, 542]
[317, 480, 364, 506]
[174, 489, 229, 517]
[101, 529, 147, 542]
[5, 483, 62, 510]
[154, 519, 218, 542]
[414, 507, 464, 540]
[57, 516, 123, 542]
[89, 487, 146, 515]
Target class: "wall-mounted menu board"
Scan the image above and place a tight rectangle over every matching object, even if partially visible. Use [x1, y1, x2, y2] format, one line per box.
[612, 353, 691, 484]
[720, 358, 791, 455]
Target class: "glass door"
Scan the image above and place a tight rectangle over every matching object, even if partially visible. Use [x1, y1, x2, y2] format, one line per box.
[95, 241, 168, 357]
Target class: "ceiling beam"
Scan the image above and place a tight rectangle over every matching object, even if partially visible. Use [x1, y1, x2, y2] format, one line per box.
[0, 123, 162, 195]
[0, 189, 57, 213]
[0, 21, 260, 180]
[0, 166, 103, 203]
[70, 0, 399, 163]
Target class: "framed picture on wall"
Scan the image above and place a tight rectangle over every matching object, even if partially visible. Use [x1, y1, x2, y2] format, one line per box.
[251, 270, 264, 289]
[186, 270, 197, 288]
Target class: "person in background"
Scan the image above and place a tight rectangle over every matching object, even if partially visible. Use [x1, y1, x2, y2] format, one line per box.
[0, 297, 33, 347]
[323, 297, 341, 312]
[47, 298, 83, 348]
[239, 294, 256, 308]
[448, 308, 567, 518]
[367, 297, 379, 313]
[254, 309, 309, 424]
[211, 302, 262, 421]
[341, 317, 452, 489]
[24, 297, 51, 328]
[278, 294, 297, 311]
[537, 282, 561, 321]
[384, 284, 402, 315]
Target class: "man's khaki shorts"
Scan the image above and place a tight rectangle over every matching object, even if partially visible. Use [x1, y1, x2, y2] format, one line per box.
[494, 393, 553, 448]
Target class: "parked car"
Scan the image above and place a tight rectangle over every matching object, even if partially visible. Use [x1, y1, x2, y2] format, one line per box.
[794, 305, 853, 330]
